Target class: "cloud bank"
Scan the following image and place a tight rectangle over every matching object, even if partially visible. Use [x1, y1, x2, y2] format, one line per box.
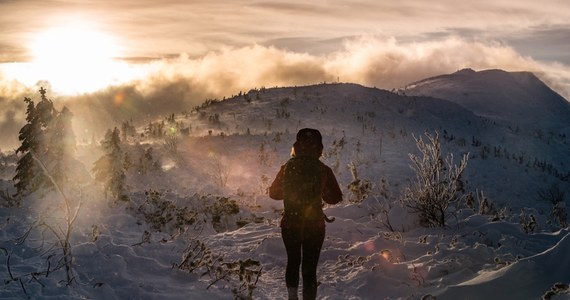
[0, 36, 568, 149]
[132, 36, 570, 99]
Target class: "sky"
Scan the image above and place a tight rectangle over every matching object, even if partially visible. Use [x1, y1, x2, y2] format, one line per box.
[1, 0, 570, 148]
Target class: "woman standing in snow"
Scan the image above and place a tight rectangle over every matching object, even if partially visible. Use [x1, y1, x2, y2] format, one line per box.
[269, 128, 343, 300]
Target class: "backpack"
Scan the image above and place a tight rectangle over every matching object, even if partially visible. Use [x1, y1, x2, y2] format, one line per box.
[282, 156, 323, 223]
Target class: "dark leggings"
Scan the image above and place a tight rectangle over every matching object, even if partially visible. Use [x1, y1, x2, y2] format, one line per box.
[281, 225, 325, 300]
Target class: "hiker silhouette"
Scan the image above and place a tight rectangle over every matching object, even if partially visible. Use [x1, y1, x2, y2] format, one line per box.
[269, 128, 343, 300]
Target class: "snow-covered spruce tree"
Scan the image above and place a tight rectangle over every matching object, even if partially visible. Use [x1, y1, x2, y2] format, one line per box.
[401, 131, 468, 227]
[13, 96, 41, 197]
[92, 127, 127, 201]
[47, 106, 76, 187]
[13, 87, 56, 197]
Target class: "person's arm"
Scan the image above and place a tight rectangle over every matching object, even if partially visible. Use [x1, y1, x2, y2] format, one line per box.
[268, 165, 285, 200]
[322, 166, 342, 204]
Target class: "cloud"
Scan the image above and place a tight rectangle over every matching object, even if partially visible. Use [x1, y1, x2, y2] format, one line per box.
[326, 36, 544, 88]
[131, 35, 568, 98]
[505, 25, 570, 64]
[3, 0, 570, 63]
[0, 36, 569, 149]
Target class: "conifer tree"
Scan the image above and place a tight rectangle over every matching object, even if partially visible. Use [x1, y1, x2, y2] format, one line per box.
[14, 97, 40, 196]
[13, 87, 56, 196]
[48, 106, 76, 186]
[92, 127, 126, 201]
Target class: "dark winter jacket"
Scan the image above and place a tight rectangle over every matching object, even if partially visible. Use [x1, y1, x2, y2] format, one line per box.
[269, 155, 342, 228]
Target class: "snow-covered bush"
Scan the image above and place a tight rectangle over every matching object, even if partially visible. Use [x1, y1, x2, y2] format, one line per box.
[347, 161, 372, 203]
[130, 189, 197, 234]
[176, 242, 262, 300]
[205, 196, 240, 232]
[551, 202, 568, 228]
[519, 208, 538, 234]
[538, 183, 566, 205]
[367, 177, 400, 231]
[538, 183, 568, 229]
[401, 131, 469, 227]
[542, 282, 570, 300]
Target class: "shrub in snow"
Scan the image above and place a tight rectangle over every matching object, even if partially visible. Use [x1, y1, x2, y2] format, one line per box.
[205, 196, 240, 232]
[129, 191, 241, 235]
[367, 177, 405, 232]
[538, 183, 566, 205]
[492, 206, 510, 222]
[519, 208, 538, 234]
[538, 183, 568, 229]
[130, 189, 197, 234]
[347, 161, 372, 203]
[477, 190, 494, 215]
[219, 258, 262, 299]
[176, 241, 262, 299]
[368, 195, 397, 232]
[401, 131, 469, 227]
[4, 162, 83, 292]
[551, 202, 568, 228]
[466, 189, 500, 219]
[542, 282, 570, 300]
[125, 190, 260, 297]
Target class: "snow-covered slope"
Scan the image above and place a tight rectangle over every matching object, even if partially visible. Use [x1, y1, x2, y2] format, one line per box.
[1, 70, 569, 300]
[402, 68, 570, 131]
[179, 81, 568, 208]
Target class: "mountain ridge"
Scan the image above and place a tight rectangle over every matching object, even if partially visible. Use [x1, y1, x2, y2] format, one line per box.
[401, 68, 570, 131]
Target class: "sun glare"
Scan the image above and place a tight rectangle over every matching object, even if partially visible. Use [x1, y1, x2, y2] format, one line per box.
[23, 21, 135, 94]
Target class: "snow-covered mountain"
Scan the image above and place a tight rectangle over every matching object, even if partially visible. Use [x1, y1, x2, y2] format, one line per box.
[401, 68, 570, 131]
[1, 69, 569, 299]
[176, 76, 568, 209]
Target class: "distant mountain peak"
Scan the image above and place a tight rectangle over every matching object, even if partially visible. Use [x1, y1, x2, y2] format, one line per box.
[402, 68, 570, 129]
[453, 68, 476, 75]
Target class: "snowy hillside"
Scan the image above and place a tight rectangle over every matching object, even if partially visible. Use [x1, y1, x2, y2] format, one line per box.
[401, 68, 570, 132]
[173, 80, 568, 209]
[1, 70, 569, 299]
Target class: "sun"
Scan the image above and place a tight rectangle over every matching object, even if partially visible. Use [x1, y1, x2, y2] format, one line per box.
[26, 20, 133, 94]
